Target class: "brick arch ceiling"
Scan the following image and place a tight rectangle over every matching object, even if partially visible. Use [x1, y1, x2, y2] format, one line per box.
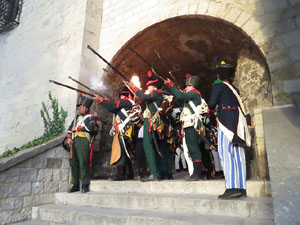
[109, 15, 269, 100]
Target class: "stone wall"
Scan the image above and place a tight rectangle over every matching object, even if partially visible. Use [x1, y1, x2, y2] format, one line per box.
[0, 0, 104, 155]
[0, 136, 69, 225]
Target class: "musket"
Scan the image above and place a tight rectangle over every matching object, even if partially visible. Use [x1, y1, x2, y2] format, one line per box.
[49, 80, 95, 97]
[154, 50, 181, 88]
[68, 76, 107, 99]
[87, 45, 140, 100]
[128, 46, 166, 81]
[87, 45, 129, 81]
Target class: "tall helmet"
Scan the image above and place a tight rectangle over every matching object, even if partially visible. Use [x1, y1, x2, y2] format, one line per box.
[146, 71, 162, 88]
[76, 95, 93, 108]
[185, 73, 200, 88]
[216, 58, 236, 81]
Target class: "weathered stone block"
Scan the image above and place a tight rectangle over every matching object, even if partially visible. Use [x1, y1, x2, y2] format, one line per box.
[61, 159, 70, 169]
[59, 181, 69, 192]
[262, 0, 289, 13]
[46, 158, 63, 169]
[8, 182, 31, 197]
[254, 113, 263, 126]
[46, 149, 56, 158]
[0, 168, 20, 183]
[55, 146, 68, 158]
[0, 183, 9, 198]
[44, 181, 59, 193]
[33, 193, 54, 205]
[290, 44, 300, 61]
[256, 137, 266, 157]
[31, 154, 47, 169]
[20, 168, 38, 182]
[23, 195, 33, 207]
[60, 169, 70, 181]
[282, 30, 300, 47]
[255, 124, 265, 138]
[37, 169, 53, 182]
[32, 182, 44, 194]
[5, 197, 23, 210]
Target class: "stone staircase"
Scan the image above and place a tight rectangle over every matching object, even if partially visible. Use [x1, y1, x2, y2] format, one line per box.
[11, 179, 275, 225]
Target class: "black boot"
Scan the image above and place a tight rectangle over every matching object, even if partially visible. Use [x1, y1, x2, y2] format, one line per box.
[218, 189, 242, 199]
[68, 184, 80, 193]
[81, 184, 89, 193]
[110, 166, 125, 181]
[240, 189, 247, 197]
[185, 161, 203, 181]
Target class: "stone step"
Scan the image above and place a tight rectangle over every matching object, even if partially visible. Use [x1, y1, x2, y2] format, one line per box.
[90, 179, 271, 197]
[9, 220, 71, 225]
[29, 204, 275, 225]
[55, 191, 273, 220]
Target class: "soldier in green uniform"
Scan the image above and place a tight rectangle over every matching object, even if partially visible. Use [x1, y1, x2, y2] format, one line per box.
[164, 74, 204, 181]
[66, 96, 96, 193]
[126, 71, 169, 181]
[94, 86, 134, 180]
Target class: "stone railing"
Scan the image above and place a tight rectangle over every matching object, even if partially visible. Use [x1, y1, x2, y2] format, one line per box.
[0, 135, 70, 225]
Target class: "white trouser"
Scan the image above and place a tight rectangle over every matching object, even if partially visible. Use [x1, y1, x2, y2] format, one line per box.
[218, 129, 246, 189]
[211, 148, 223, 172]
[175, 146, 187, 170]
[182, 136, 194, 176]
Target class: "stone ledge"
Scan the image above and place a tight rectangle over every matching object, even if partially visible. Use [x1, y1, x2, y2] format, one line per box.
[0, 135, 65, 173]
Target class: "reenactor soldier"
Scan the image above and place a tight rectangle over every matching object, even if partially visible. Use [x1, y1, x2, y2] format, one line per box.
[94, 86, 135, 181]
[126, 71, 172, 181]
[208, 59, 251, 199]
[164, 74, 204, 181]
[66, 96, 96, 193]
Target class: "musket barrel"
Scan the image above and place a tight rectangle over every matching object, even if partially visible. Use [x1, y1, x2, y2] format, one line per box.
[49, 80, 95, 97]
[87, 45, 129, 81]
[68, 76, 107, 98]
[128, 46, 166, 81]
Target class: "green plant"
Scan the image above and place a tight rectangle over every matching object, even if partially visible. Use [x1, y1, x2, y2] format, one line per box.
[40, 91, 68, 138]
[0, 91, 68, 158]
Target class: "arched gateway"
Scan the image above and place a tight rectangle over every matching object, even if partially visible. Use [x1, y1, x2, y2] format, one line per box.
[96, 15, 273, 179]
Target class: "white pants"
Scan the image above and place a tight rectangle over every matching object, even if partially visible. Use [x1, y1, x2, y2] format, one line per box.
[175, 146, 187, 170]
[182, 136, 194, 176]
[218, 129, 246, 189]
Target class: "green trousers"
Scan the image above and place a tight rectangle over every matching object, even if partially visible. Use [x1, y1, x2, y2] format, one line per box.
[143, 119, 160, 178]
[157, 138, 173, 177]
[184, 127, 202, 161]
[70, 137, 90, 186]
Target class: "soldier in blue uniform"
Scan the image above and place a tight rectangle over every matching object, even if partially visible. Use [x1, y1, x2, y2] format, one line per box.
[208, 60, 251, 199]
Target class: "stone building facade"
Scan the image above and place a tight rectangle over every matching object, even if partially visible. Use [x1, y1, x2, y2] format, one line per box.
[1, 0, 300, 178]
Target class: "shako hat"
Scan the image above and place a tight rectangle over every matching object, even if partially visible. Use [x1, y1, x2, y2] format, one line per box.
[216, 58, 236, 80]
[119, 86, 131, 97]
[185, 73, 200, 88]
[146, 71, 162, 88]
[76, 95, 93, 108]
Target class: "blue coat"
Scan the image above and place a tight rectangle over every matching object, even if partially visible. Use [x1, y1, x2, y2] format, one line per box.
[208, 82, 245, 145]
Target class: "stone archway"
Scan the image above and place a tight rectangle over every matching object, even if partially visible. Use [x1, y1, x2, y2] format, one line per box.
[98, 15, 273, 179]
[108, 15, 272, 111]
